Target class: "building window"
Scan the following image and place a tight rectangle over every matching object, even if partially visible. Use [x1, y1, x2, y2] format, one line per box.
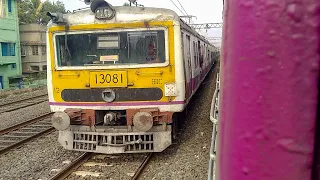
[41, 45, 46, 55]
[31, 45, 38, 55]
[31, 66, 40, 71]
[1, 42, 15, 56]
[8, 0, 11, 13]
[43, 65, 47, 71]
[0, 0, 5, 18]
[21, 45, 26, 56]
[11, 63, 16, 69]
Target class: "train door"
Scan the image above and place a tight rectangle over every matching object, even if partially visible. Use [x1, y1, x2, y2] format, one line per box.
[181, 32, 187, 98]
[195, 41, 201, 90]
[0, 76, 3, 90]
[192, 41, 197, 92]
[200, 44, 205, 81]
[186, 35, 192, 98]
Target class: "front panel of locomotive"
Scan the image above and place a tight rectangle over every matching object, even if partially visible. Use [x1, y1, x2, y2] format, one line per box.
[46, 3, 185, 154]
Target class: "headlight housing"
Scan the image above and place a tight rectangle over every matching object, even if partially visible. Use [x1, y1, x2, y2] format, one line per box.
[95, 6, 115, 20]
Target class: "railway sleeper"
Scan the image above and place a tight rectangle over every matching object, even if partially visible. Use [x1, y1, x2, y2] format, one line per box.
[9, 131, 40, 136]
[0, 140, 16, 146]
[30, 124, 52, 128]
[2, 135, 30, 139]
[20, 128, 47, 132]
[37, 122, 52, 126]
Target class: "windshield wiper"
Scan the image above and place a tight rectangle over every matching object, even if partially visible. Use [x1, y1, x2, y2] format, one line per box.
[64, 24, 72, 59]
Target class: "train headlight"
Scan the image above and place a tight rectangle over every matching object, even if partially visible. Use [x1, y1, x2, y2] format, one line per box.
[89, 0, 116, 20]
[95, 6, 115, 20]
[95, 8, 104, 19]
[52, 112, 70, 131]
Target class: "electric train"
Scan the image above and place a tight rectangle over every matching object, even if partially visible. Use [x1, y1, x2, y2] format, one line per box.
[47, 0, 218, 154]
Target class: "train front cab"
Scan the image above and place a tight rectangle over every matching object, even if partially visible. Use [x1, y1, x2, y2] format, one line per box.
[46, 6, 188, 154]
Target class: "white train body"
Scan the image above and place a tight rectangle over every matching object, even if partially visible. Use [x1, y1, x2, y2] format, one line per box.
[47, 4, 217, 154]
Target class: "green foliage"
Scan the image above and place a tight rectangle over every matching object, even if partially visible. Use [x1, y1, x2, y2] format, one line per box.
[18, 0, 66, 24]
[18, 0, 36, 24]
[123, 2, 130, 6]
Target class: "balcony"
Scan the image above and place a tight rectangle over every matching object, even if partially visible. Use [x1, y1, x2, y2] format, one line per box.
[0, 56, 19, 65]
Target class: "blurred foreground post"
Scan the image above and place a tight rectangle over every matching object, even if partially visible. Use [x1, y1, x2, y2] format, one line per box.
[216, 0, 320, 179]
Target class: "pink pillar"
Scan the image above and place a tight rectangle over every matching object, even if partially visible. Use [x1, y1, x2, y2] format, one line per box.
[217, 0, 320, 179]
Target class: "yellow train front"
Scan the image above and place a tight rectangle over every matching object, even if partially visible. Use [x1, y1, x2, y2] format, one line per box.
[47, 1, 215, 154]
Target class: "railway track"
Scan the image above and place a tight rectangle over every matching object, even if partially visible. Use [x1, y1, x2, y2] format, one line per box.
[50, 153, 153, 180]
[131, 153, 153, 180]
[0, 112, 54, 155]
[0, 94, 48, 113]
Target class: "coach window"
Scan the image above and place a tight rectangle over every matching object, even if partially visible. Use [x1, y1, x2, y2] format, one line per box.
[205, 46, 207, 60]
[193, 42, 197, 67]
[181, 33, 185, 61]
[204, 46, 207, 60]
[186, 35, 191, 57]
[181, 33, 184, 52]
[55, 30, 166, 67]
[196, 42, 199, 68]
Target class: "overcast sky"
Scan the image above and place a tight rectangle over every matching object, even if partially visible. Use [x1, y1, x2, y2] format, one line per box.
[50, 0, 223, 37]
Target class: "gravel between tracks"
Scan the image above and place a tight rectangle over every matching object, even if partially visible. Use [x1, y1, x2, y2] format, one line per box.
[65, 62, 220, 180]
[140, 62, 220, 180]
[0, 101, 51, 131]
[0, 131, 82, 180]
[66, 154, 148, 180]
[0, 62, 219, 180]
[0, 87, 79, 180]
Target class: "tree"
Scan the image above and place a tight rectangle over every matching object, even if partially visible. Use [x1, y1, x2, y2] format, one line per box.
[18, 0, 36, 24]
[18, 0, 66, 24]
[38, 1, 66, 24]
[123, 2, 130, 6]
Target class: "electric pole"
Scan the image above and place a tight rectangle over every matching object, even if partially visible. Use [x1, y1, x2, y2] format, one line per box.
[180, 15, 197, 24]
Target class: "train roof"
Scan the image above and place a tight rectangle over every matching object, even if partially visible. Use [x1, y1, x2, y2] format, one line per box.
[48, 6, 179, 27]
[47, 6, 213, 46]
[179, 19, 213, 46]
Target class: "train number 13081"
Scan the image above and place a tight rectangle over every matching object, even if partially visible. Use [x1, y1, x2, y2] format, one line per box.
[96, 74, 123, 84]
[90, 71, 127, 87]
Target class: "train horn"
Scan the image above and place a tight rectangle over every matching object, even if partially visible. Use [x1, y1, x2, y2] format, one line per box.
[84, 0, 91, 5]
[46, 12, 65, 24]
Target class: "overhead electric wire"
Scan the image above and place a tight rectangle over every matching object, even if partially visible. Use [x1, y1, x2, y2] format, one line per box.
[172, 0, 195, 25]
[176, 0, 189, 18]
[169, 0, 186, 16]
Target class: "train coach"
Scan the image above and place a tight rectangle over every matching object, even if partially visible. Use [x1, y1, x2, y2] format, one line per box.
[47, 0, 217, 154]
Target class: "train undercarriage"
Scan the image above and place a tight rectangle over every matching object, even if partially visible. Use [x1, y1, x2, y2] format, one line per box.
[52, 108, 179, 154]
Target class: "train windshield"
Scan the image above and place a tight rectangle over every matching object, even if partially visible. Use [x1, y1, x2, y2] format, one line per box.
[55, 30, 166, 67]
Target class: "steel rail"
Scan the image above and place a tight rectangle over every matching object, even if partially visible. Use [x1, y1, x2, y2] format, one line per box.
[0, 112, 54, 155]
[0, 127, 54, 155]
[0, 112, 53, 135]
[49, 152, 153, 180]
[0, 94, 48, 107]
[131, 153, 153, 180]
[0, 99, 48, 113]
[49, 153, 94, 180]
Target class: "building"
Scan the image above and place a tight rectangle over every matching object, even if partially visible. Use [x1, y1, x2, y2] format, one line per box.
[19, 24, 47, 74]
[0, 0, 22, 89]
